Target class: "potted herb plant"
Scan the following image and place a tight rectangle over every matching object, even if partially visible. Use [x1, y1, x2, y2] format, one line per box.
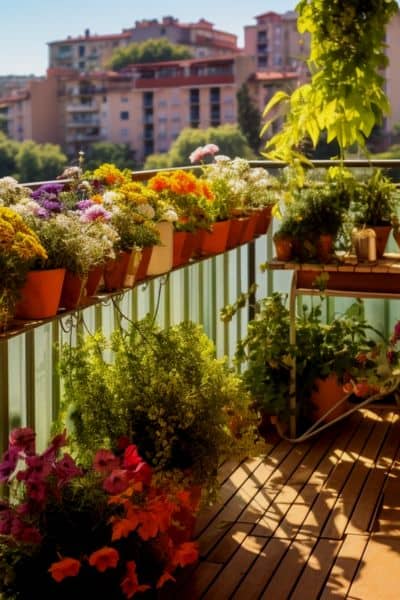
[351, 169, 399, 257]
[56, 317, 259, 503]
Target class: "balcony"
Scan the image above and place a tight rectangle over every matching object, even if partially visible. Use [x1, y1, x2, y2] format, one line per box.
[1, 160, 400, 599]
[66, 103, 98, 112]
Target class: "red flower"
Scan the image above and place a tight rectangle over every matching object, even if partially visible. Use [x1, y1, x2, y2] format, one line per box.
[88, 546, 119, 572]
[49, 557, 81, 582]
[123, 445, 141, 469]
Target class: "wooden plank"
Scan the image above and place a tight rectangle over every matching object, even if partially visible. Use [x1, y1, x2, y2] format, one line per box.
[174, 561, 222, 599]
[349, 538, 400, 600]
[301, 411, 380, 538]
[373, 442, 400, 537]
[320, 534, 369, 599]
[203, 535, 267, 600]
[346, 413, 400, 534]
[197, 443, 293, 553]
[207, 522, 253, 564]
[233, 538, 291, 600]
[260, 536, 316, 600]
[290, 538, 342, 600]
[321, 415, 391, 539]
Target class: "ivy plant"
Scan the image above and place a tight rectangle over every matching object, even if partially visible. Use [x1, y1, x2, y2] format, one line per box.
[262, 0, 398, 163]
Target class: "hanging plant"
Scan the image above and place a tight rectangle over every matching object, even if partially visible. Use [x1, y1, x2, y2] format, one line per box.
[261, 0, 398, 163]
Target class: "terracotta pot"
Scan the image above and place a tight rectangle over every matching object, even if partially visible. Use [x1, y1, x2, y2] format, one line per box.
[173, 231, 194, 268]
[103, 251, 132, 291]
[311, 373, 349, 423]
[86, 265, 104, 297]
[273, 236, 293, 261]
[371, 225, 392, 258]
[240, 213, 258, 244]
[316, 234, 334, 263]
[147, 221, 173, 276]
[135, 246, 153, 282]
[226, 218, 246, 250]
[15, 268, 66, 320]
[199, 220, 230, 256]
[254, 206, 272, 236]
[190, 229, 203, 259]
[60, 271, 87, 310]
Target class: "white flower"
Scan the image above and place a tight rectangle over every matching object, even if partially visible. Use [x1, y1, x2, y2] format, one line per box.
[102, 190, 120, 207]
[162, 208, 178, 222]
[136, 203, 155, 220]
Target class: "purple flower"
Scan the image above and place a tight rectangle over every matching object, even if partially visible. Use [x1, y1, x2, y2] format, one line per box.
[76, 199, 94, 211]
[9, 427, 36, 454]
[80, 204, 112, 222]
[31, 183, 64, 201]
[40, 199, 63, 213]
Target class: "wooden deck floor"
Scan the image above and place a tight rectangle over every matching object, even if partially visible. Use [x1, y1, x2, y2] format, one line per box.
[172, 408, 400, 599]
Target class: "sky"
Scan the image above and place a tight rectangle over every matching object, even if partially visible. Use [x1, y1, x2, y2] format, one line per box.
[0, 0, 297, 76]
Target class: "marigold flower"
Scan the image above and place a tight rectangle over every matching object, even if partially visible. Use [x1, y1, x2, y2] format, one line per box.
[88, 546, 119, 572]
[49, 557, 81, 582]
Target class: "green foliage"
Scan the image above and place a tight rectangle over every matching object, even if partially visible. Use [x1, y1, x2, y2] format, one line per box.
[84, 142, 136, 171]
[107, 38, 192, 70]
[0, 132, 18, 178]
[351, 168, 399, 226]
[262, 0, 398, 162]
[234, 293, 379, 421]
[236, 84, 262, 154]
[143, 125, 254, 169]
[57, 318, 259, 500]
[15, 140, 68, 183]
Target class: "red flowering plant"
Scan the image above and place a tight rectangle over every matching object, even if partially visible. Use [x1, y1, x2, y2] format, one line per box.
[0, 428, 199, 599]
[147, 169, 215, 232]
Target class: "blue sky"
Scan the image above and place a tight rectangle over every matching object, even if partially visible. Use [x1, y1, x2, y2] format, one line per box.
[1, 0, 297, 76]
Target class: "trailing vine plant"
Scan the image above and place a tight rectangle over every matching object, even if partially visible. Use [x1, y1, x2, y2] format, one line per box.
[261, 0, 398, 164]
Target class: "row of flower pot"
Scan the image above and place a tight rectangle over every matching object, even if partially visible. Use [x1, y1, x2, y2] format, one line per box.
[10, 209, 271, 324]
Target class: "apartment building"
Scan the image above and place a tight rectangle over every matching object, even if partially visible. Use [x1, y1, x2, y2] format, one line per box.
[48, 17, 239, 73]
[0, 78, 61, 144]
[244, 11, 309, 80]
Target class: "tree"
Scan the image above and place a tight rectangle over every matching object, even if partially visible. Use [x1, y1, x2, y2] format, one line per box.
[0, 132, 18, 178]
[143, 125, 254, 169]
[84, 142, 137, 170]
[107, 39, 192, 71]
[237, 84, 262, 154]
[16, 140, 67, 183]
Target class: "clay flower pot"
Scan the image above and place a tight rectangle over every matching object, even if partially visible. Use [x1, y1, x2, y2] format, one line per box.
[15, 268, 66, 319]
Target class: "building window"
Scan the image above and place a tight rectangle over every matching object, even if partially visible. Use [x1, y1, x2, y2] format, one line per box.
[189, 88, 200, 128]
[144, 140, 154, 156]
[143, 91, 154, 108]
[258, 56, 268, 68]
[120, 128, 129, 138]
[102, 96, 107, 103]
[79, 61, 85, 70]
[121, 96, 129, 103]
[210, 87, 220, 127]
[79, 45, 85, 57]
[120, 111, 129, 120]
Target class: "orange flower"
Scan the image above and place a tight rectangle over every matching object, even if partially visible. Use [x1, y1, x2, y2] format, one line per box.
[156, 570, 176, 589]
[111, 516, 139, 541]
[120, 561, 150, 599]
[88, 546, 119, 572]
[90, 194, 104, 204]
[49, 557, 81, 582]
[171, 541, 199, 568]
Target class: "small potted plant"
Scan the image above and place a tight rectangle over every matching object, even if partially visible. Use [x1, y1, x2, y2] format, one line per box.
[351, 169, 399, 257]
[0, 207, 47, 329]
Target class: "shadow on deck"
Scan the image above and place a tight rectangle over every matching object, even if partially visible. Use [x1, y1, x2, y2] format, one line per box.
[170, 408, 400, 599]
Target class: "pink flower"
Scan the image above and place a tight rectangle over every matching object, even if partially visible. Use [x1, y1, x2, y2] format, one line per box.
[54, 453, 82, 485]
[203, 143, 219, 155]
[93, 449, 120, 473]
[0, 510, 13, 535]
[132, 461, 152, 486]
[25, 479, 47, 504]
[189, 146, 206, 164]
[80, 204, 111, 222]
[393, 321, 400, 341]
[20, 525, 42, 544]
[9, 428, 36, 454]
[42, 430, 68, 461]
[0, 446, 19, 482]
[103, 469, 129, 494]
